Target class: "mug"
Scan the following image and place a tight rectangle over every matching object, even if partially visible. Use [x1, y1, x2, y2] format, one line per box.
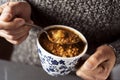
[36, 25, 88, 76]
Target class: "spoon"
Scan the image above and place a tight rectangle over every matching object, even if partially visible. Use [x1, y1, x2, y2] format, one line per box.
[25, 23, 54, 42]
[25, 23, 80, 45]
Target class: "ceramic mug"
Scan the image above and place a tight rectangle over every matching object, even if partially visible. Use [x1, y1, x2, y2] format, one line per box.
[36, 25, 88, 76]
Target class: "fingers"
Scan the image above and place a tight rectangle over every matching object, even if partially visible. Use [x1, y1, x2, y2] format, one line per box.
[0, 25, 31, 45]
[76, 63, 109, 80]
[0, 2, 14, 21]
[0, 25, 30, 39]
[76, 61, 109, 80]
[0, 17, 32, 44]
[0, 18, 25, 29]
[0, 2, 31, 21]
[5, 32, 29, 45]
[0, 2, 32, 44]
[76, 45, 116, 80]
[79, 51, 108, 71]
[0, 6, 13, 21]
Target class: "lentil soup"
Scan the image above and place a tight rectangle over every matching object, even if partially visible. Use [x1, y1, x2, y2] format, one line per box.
[39, 27, 86, 57]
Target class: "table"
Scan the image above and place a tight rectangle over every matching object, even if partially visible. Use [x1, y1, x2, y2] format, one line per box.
[0, 60, 119, 80]
[0, 60, 81, 80]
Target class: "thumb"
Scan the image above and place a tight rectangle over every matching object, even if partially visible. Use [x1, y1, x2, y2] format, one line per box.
[0, 6, 13, 21]
[81, 51, 108, 70]
[0, 2, 31, 22]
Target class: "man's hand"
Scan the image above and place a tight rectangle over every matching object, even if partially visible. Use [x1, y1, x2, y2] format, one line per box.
[76, 45, 116, 80]
[0, 2, 32, 44]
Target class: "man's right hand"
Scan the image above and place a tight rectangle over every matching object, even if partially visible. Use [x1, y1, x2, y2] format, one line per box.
[0, 1, 33, 44]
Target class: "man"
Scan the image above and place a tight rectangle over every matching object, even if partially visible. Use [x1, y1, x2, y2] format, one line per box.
[0, 0, 120, 80]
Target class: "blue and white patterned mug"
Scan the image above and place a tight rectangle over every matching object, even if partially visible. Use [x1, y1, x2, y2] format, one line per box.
[37, 25, 88, 76]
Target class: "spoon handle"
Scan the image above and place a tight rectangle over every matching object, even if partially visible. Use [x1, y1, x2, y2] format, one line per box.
[25, 23, 43, 31]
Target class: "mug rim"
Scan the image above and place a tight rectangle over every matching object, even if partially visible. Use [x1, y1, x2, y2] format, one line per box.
[37, 25, 88, 59]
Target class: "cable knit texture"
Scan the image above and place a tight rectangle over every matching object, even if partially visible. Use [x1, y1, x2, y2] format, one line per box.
[1, 0, 120, 66]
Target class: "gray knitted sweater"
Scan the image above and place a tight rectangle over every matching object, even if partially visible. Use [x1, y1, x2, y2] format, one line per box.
[1, 0, 120, 66]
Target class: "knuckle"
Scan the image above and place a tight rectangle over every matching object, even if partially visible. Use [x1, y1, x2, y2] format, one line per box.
[6, 38, 19, 45]
[12, 40, 20, 45]
[8, 35, 17, 40]
[76, 71, 85, 78]
[4, 31, 11, 35]
[11, 41, 20, 45]
[7, 34, 19, 40]
[90, 56, 99, 64]
[5, 5, 14, 14]
[13, 41, 20, 45]
[76, 70, 82, 77]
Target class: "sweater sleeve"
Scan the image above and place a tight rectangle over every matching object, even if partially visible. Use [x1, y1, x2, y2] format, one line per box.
[110, 39, 120, 65]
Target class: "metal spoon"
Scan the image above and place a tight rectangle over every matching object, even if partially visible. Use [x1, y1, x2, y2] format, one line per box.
[25, 23, 54, 42]
[25, 23, 80, 45]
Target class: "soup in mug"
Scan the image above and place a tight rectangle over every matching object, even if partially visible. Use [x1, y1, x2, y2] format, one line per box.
[39, 27, 86, 57]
